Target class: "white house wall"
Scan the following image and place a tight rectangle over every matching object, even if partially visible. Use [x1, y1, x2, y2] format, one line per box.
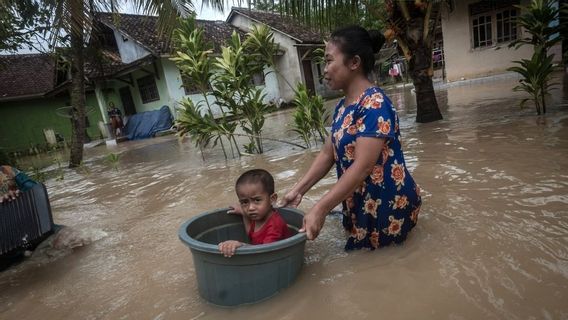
[229, 15, 301, 101]
[113, 28, 151, 63]
[161, 57, 187, 115]
[441, 0, 561, 82]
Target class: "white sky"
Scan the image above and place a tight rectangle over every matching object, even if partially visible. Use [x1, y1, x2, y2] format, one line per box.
[122, 0, 237, 21]
[3, 0, 240, 54]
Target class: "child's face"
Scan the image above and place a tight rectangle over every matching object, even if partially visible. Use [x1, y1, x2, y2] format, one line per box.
[236, 182, 276, 221]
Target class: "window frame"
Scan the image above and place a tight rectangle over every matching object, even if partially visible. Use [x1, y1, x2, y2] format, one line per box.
[469, 2, 519, 50]
[471, 13, 493, 49]
[181, 75, 201, 95]
[137, 74, 160, 104]
[251, 72, 266, 87]
[496, 8, 518, 43]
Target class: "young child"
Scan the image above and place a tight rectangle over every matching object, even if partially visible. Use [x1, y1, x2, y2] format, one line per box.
[218, 169, 290, 257]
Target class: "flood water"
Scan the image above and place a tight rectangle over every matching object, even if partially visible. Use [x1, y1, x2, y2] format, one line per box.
[1, 73, 568, 320]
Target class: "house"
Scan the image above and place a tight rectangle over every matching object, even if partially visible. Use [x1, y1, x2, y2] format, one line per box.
[0, 9, 326, 154]
[0, 54, 103, 154]
[227, 7, 330, 99]
[86, 12, 245, 122]
[440, 0, 563, 82]
[88, 8, 328, 123]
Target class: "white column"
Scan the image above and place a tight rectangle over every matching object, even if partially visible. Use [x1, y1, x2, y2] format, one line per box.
[95, 85, 109, 123]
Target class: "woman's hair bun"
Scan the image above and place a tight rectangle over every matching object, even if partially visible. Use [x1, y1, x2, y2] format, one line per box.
[368, 29, 385, 53]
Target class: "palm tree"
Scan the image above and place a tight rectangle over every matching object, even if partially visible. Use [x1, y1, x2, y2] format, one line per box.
[259, 0, 444, 123]
[46, 0, 216, 167]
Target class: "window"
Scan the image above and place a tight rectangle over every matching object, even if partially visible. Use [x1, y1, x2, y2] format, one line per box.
[472, 14, 493, 48]
[496, 8, 517, 43]
[470, 1, 519, 49]
[182, 75, 200, 95]
[137, 75, 160, 103]
[252, 72, 265, 86]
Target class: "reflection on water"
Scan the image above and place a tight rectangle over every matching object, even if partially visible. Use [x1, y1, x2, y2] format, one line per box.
[1, 73, 568, 319]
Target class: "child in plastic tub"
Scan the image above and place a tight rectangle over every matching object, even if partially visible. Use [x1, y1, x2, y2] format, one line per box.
[218, 169, 290, 257]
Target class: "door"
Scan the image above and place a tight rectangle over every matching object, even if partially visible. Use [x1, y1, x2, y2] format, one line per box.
[119, 86, 136, 116]
[302, 60, 316, 96]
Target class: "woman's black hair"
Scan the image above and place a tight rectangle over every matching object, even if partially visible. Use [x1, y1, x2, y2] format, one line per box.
[329, 25, 385, 76]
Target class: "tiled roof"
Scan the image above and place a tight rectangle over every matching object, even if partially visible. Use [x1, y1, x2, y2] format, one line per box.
[95, 12, 244, 54]
[84, 48, 131, 79]
[228, 7, 326, 44]
[0, 54, 56, 99]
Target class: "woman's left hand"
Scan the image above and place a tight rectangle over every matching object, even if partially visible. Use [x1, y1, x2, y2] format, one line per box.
[299, 206, 327, 240]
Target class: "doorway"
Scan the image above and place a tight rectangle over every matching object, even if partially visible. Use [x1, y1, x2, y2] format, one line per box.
[119, 86, 136, 116]
[302, 60, 316, 96]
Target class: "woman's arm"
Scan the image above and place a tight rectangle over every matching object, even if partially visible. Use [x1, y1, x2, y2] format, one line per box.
[280, 136, 336, 207]
[301, 136, 385, 239]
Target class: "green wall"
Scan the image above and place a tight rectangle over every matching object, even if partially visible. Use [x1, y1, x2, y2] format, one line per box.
[0, 93, 103, 154]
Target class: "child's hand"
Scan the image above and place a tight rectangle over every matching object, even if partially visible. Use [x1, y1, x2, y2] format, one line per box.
[227, 203, 243, 215]
[218, 240, 244, 257]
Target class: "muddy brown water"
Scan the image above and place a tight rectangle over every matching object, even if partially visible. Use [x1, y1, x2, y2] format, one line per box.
[1, 74, 568, 319]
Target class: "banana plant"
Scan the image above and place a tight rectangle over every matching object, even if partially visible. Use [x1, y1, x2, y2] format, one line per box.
[291, 83, 330, 148]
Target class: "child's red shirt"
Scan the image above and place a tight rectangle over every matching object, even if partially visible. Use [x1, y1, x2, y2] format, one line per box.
[248, 210, 290, 244]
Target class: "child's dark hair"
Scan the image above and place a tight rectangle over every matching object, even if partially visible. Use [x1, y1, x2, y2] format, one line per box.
[236, 169, 275, 195]
[330, 25, 385, 76]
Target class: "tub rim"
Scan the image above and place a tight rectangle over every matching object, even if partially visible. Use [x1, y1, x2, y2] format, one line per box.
[178, 207, 307, 255]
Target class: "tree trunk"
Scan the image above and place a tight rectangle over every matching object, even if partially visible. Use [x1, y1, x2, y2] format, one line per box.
[406, 30, 443, 123]
[412, 70, 443, 123]
[395, 3, 443, 123]
[68, 2, 86, 168]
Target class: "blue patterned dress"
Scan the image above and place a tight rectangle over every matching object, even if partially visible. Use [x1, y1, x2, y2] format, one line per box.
[330, 86, 421, 250]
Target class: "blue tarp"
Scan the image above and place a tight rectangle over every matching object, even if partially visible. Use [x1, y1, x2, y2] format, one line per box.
[123, 105, 173, 140]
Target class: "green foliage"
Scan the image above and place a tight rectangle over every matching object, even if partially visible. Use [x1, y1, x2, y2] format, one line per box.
[0, 0, 52, 52]
[507, 0, 564, 114]
[244, 24, 279, 68]
[104, 153, 120, 172]
[51, 152, 65, 181]
[509, 0, 564, 52]
[508, 50, 556, 115]
[76, 161, 91, 175]
[291, 83, 329, 148]
[29, 166, 47, 183]
[171, 17, 214, 94]
[172, 20, 279, 157]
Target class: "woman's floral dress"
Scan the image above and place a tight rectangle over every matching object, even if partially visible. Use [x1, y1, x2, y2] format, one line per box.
[331, 86, 421, 250]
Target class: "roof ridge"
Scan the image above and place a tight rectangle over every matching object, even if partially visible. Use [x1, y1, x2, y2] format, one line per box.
[96, 11, 158, 18]
[0, 53, 51, 58]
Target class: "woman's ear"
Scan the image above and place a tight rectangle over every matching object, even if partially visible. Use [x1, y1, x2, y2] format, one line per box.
[349, 55, 362, 71]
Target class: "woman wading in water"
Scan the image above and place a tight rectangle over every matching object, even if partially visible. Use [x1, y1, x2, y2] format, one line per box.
[280, 25, 421, 249]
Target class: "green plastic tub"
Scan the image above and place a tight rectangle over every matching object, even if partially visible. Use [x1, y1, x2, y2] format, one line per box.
[178, 207, 307, 306]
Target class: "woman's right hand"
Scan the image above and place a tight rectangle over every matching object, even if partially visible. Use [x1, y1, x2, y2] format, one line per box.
[278, 189, 303, 208]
